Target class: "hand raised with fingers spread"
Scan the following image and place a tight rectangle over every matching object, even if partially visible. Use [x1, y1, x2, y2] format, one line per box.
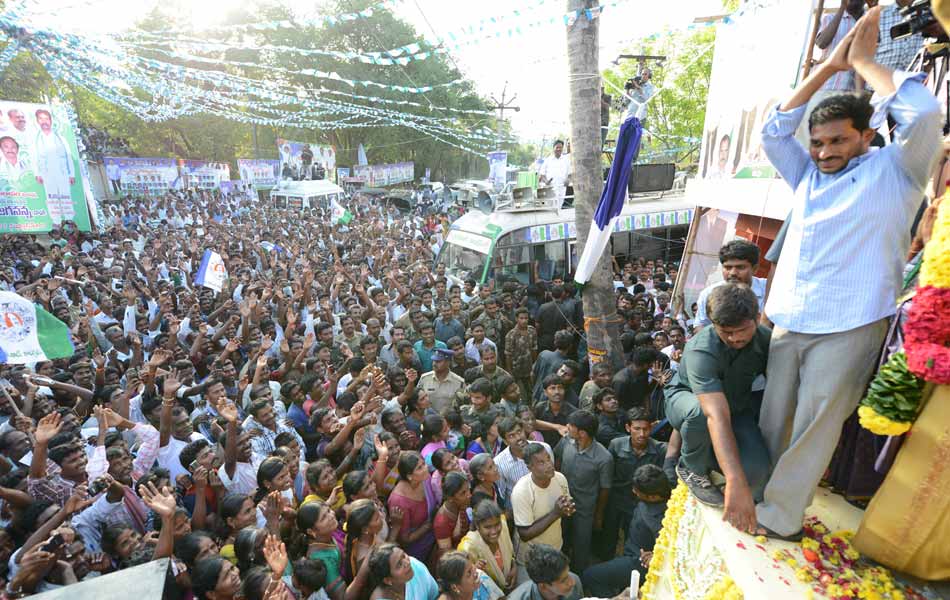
[35, 412, 63, 445]
[140, 482, 177, 519]
[262, 534, 289, 577]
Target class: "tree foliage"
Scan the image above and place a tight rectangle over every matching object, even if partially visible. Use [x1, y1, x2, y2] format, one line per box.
[602, 25, 715, 169]
[0, 0, 537, 184]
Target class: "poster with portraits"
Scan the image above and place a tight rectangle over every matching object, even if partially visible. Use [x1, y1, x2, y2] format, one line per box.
[276, 139, 336, 183]
[104, 157, 181, 197]
[0, 100, 92, 232]
[697, 0, 813, 180]
[237, 159, 279, 190]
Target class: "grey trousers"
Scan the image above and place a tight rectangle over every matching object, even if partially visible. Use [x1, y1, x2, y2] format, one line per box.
[756, 319, 888, 535]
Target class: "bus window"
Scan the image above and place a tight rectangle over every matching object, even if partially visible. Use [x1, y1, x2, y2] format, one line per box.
[438, 240, 489, 283]
[492, 245, 532, 286]
[534, 241, 567, 282]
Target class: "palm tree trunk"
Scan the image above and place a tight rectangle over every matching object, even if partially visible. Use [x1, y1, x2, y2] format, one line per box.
[567, 0, 624, 371]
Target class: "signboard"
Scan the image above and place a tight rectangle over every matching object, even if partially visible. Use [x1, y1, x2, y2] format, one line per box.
[352, 162, 414, 187]
[487, 151, 507, 191]
[180, 160, 229, 190]
[0, 100, 93, 232]
[445, 229, 493, 254]
[104, 157, 180, 197]
[336, 167, 350, 181]
[276, 139, 336, 183]
[237, 159, 279, 190]
[524, 208, 693, 244]
[697, 0, 812, 180]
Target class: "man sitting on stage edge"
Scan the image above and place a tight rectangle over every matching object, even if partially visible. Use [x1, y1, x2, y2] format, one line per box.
[664, 283, 771, 534]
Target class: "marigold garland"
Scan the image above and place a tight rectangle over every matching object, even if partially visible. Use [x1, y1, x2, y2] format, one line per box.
[640, 482, 690, 599]
[858, 405, 913, 437]
[918, 198, 950, 288]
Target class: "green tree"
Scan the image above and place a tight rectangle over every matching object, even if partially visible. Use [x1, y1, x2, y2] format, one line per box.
[602, 25, 715, 169]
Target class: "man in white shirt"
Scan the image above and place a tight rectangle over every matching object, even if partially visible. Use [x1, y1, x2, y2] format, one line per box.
[32, 109, 75, 225]
[538, 140, 572, 206]
[693, 240, 767, 331]
[511, 442, 574, 556]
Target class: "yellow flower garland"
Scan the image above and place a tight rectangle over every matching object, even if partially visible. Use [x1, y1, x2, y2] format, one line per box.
[702, 576, 743, 600]
[919, 199, 950, 288]
[858, 405, 912, 436]
[640, 482, 691, 599]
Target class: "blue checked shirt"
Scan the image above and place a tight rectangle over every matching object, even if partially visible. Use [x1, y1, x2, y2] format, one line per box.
[762, 71, 941, 334]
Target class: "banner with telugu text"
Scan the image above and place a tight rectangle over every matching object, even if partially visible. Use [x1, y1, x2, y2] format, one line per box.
[0, 100, 91, 233]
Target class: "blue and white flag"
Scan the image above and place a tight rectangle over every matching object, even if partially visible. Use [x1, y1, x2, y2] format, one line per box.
[194, 250, 228, 293]
[574, 117, 643, 288]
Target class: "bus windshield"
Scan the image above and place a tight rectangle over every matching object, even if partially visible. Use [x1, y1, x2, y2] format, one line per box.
[437, 230, 492, 283]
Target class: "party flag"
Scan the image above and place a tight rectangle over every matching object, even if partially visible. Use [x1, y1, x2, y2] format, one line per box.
[331, 198, 353, 225]
[574, 117, 643, 288]
[0, 291, 74, 364]
[194, 249, 228, 293]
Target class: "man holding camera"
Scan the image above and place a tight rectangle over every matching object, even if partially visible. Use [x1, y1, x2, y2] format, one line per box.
[623, 68, 655, 124]
[755, 7, 940, 539]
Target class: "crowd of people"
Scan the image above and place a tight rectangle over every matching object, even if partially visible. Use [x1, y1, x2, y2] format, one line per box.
[0, 9, 940, 596]
[0, 183, 694, 600]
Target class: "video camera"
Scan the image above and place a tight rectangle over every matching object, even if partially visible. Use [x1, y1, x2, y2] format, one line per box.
[891, 0, 936, 39]
[624, 75, 644, 91]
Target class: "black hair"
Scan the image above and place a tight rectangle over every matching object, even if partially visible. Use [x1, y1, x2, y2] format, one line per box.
[10, 500, 54, 546]
[560, 359, 580, 377]
[397, 451, 425, 480]
[567, 409, 598, 439]
[467, 378, 493, 398]
[192, 557, 227, 600]
[525, 543, 570, 584]
[623, 406, 653, 425]
[368, 543, 400, 589]
[342, 469, 370, 501]
[248, 399, 271, 418]
[592, 387, 616, 410]
[48, 443, 84, 466]
[218, 493, 250, 536]
[497, 416, 522, 439]
[274, 431, 298, 450]
[436, 551, 472, 595]
[441, 471, 469, 499]
[253, 457, 287, 503]
[179, 439, 210, 470]
[239, 567, 271, 600]
[719, 239, 760, 266]
[471, 498, 503, 525]
[292, 500, 331, 557]
[522, 442, 548, 468]
[292, 557, 328, 595]
[234, 527, 266, 575]
[808, 92, 873, 132]
[430, 448, 453, 472]
[706, 283, 759, 328]
[344, 498, 378, 579]
[174, 530, 217, 567]
[553, 330, 573, 351]
[306, 459, 334, 493]
[419, 413, 446, 444]
[541, 374, 563, 391]
[632, 464, 673, 499]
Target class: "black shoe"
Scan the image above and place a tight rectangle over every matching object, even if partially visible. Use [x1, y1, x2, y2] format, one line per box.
[676, 463, 725, 507]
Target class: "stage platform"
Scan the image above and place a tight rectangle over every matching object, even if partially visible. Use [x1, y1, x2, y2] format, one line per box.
[641, 484, 945, 599]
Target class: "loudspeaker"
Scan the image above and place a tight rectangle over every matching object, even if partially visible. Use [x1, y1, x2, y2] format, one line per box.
[628, 163, 675, 193]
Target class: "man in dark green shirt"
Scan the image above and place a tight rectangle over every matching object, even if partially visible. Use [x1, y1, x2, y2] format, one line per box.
[664, 283, 771, 535]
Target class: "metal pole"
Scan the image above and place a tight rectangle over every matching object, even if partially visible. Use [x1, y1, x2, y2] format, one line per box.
[802, 0, 825, 79]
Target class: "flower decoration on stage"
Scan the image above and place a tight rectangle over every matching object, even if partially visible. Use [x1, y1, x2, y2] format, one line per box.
[772, 519, 923, 600]
[640, 481, 690, 599]
[857, 352, 923, 436]
[904, 198, 950, 384]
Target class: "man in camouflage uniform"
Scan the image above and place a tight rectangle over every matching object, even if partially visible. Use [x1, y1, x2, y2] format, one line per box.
[505, 306, 538, 402]
[473, 296, 512, 364]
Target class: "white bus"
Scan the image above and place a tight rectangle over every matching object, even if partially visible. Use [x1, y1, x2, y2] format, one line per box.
[437, 191, 693, 286]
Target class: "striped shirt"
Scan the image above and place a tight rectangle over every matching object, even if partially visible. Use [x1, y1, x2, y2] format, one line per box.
[494, 441, 553, 500]
[818, 12, 857, 91]
[762, 71, 940, 334]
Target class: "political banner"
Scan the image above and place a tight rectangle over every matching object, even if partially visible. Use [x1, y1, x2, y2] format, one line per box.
[180, 160, 230, 190]
[104, 157, 181, 197]
[0, 100, 92, 233]
[237, 159, 279, 190]
[276, 139, 336, 183]
[352, 162, 414, 187]
[487, 151, 507, 191]
[336, 167, 350, 182]
[698, 0, 812, 180]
